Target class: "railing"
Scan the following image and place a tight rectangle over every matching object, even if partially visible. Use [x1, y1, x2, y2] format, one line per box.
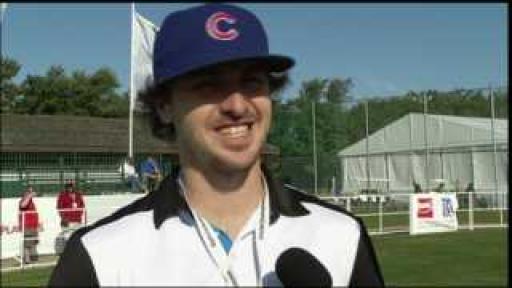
[2, 193, 143, 272]
[2, 191, 507, 272]
[320, 191, 508, 235]
[1, 168, 126, 197]
[10, 208, 87, 271]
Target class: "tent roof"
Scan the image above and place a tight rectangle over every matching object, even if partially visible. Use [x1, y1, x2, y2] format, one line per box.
[338, 113, 508, 157]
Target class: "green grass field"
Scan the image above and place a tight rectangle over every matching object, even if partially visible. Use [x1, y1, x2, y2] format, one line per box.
[1, 228, 507, 287]
[373, 227, 507, 286]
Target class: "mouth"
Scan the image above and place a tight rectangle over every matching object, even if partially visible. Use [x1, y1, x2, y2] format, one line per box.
[215, 122, 254, 139]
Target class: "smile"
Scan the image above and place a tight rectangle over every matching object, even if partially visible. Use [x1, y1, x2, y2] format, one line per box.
[217, 123, 253, 138]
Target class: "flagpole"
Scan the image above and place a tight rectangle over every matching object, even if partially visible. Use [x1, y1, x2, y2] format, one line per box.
[1, 3, 7, 60]
[128, 2, 135, 158]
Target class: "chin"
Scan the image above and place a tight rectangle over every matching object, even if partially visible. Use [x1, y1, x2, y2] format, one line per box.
[212, 150, 261, 173]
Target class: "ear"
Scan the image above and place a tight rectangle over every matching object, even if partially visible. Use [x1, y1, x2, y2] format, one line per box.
[156, 102, 174, 124]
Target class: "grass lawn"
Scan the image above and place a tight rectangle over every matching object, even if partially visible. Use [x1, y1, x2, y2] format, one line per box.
[373, 227, 508, 286]
[1, 266, 54, 287]
[1, 228, 507, 287]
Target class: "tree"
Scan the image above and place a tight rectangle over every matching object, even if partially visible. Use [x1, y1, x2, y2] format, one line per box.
[0, 57, 22, 113]
[17, 65, 128, 117]
[19, 66, 71, 114]
[326, 78, 353, 108]
[268, 77, 354, 192]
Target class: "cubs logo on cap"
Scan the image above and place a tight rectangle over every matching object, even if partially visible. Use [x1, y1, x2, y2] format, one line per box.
[205, 11, 239, 41]
[153, 3, 295, 85]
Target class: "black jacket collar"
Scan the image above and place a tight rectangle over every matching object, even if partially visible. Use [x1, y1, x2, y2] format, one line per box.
[152, 165, 309, 229]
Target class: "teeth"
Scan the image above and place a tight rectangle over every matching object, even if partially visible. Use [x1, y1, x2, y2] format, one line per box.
[219, 125, 249, 137]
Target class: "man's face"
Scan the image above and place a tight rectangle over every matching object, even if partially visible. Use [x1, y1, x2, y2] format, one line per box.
[163, 61, 272, 174]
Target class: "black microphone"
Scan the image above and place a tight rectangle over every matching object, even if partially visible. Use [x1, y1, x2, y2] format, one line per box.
[275, 247, 333, 287]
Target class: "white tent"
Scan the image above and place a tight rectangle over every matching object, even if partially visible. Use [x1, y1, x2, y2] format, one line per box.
[338, 113, 508, 202]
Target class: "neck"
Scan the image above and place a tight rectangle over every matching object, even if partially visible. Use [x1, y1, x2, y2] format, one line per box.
[180, 162, 265, 239]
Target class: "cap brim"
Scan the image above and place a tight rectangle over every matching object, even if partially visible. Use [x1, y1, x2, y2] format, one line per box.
[247, 55, 295, 73]
[159, 54, 295, 85]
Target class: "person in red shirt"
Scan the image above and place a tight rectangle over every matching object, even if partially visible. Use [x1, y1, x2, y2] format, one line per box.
[57, 181, 85, 229]
[19, 185, 40, 264]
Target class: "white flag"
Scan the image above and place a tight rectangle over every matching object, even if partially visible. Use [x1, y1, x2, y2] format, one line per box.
[132, 12, 159, 97]
[128, 9, 159, 157]
[0, 3, 7, 23]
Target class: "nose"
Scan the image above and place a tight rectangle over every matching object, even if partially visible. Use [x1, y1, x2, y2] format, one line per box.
[219, 91, 250, 119]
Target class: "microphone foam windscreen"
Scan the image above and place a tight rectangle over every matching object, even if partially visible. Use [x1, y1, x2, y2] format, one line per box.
[275, 247, 332, 287]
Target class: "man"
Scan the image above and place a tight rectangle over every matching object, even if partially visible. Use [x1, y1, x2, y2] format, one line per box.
[413, 180, 422, 193]
[119, 157, 147, 193]
[435, 182, 446, 193]
[49, 4, 383, 286]
[140, 155, 161, 192]
[19, 185, 40, 264]
[56, 181, 85, 229]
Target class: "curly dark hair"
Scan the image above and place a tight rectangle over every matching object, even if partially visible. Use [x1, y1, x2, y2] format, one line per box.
[138, 62, 291, 142]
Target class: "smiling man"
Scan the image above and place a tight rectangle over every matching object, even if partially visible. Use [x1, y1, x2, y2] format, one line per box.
[49, 3, 383, 287]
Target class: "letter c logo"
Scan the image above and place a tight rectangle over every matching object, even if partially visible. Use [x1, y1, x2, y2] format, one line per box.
[205, 12, 239, 41]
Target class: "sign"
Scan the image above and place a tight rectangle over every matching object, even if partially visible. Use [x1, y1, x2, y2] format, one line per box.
[410, 192, 458, 235]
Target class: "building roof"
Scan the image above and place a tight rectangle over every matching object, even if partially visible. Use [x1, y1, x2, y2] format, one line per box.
[1, 114, 278, 155]
[338, 113, 508, 157]
[0, 113, 176, 153]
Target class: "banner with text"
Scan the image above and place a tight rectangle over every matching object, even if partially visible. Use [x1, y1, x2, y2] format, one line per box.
[410, 192, 459, 235]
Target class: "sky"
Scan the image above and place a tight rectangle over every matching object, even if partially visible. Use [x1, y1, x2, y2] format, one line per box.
[1, 3, 508, 101]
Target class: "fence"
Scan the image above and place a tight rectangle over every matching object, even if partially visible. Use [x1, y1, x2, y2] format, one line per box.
[15, 208, 86, 270]
[2, 190, 507, 272]
[320, 191, 508, 234]
[1, 193, 142, 272]
[0, 152, 176, 197]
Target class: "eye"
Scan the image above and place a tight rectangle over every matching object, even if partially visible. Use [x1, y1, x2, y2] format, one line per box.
[242, 74, 269, 92]
[190, 77, 221, 90]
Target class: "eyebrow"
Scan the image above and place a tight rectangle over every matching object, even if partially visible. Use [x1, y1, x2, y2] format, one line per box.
[190, 61, 270, 78]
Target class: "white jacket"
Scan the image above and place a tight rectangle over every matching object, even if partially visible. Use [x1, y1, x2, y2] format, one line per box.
[49, 167, 383, 287]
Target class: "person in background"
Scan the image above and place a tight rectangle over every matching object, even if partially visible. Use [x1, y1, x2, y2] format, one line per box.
[119, 157, 147, 193]
[140, 155, 161, 192]
[465, 182, 475, 193]
[57, 181, 85, 229]
[19, 185, 40, 264]
[463, 182, 477, 208]
[413, 180, 422, 193]
[453, 179, 462, 193]
[435, 182, 446, 193]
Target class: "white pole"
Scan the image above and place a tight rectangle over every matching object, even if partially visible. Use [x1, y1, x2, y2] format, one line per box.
[365, 101, 370, 193]
[378, 196, 383, 233]
[128, 3, 136, 158]
[489, 85, 501, 220]
[468, 190, 474, 230]
[423, 93, 429, 192]
[0, 3, 7, 60]
[20, 211, 25, 269]
[312, 100, 318, 195]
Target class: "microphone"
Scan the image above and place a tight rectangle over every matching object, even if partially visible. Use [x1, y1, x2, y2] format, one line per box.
[275, 247, 332, 287]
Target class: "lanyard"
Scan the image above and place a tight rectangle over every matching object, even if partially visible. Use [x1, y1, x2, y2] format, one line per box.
[178, 174, 270, 287]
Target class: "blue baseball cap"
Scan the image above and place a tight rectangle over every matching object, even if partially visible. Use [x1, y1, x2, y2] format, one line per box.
[153, 3, 295, 85]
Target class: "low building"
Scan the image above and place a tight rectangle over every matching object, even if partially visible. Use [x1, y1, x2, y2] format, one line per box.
[1, 113, 278, 197]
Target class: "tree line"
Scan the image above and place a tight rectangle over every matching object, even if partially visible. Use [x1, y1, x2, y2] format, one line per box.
[2, 56, 508, 160]
[1, 57, 128, 117]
